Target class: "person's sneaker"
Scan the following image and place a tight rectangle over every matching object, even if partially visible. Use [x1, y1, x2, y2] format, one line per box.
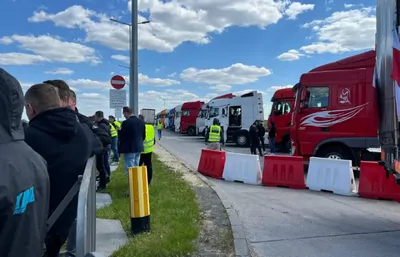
[96, 185, 106, 192]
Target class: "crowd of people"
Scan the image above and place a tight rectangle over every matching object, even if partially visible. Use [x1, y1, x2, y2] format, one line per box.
[0, 68, 156, 257]
[204, 118, 276, 155]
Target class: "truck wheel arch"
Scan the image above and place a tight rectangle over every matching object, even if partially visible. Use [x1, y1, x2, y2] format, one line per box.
[315, 142, 356, 165]
[187, 126, 196, 136]
[234, 130, 250, 147]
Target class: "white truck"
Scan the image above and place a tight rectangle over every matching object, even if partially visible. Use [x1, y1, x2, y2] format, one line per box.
[140, 108, 156, 124]
[164, 108, 170, 129]
[174, 105, 182, 132]
[196, 103, 207, 136]
[205, 91, 264, 146]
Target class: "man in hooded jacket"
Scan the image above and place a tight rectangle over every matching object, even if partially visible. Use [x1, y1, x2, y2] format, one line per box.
[24, 83, 102, 257]
[0, 68, 50, 257]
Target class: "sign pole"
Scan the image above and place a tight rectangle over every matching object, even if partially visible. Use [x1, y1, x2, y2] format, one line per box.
[110, 75, 127, 113]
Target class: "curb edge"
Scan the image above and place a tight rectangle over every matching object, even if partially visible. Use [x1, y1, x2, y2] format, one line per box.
[155, 145, 252, 257]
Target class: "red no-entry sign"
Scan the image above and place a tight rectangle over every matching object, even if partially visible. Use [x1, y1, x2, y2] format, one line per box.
[110, 75, 126, 90]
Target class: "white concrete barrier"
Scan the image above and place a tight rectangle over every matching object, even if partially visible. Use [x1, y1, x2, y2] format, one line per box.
[222, 152, 262, 185]
[306, 157, 357, 196]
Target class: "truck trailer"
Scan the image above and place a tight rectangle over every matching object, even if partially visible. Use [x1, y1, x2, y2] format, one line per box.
[174, 104, 182, 132]
[180, 101, 204, 136]
[140, 108, 156, 124]
[196, 93, 235, 136]
[205, 91, 264, 146]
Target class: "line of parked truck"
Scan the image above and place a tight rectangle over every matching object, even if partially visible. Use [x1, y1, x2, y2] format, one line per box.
[140, 1, 400, 183]
[139, 48, 385, 168]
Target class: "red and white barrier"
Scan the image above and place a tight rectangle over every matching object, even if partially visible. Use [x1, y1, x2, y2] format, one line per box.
[222, 152, 262, 185]
[197, 149, 226, 179]
[306, 157, 357, 196]
[262, 155, 306, 189]
[359, 161, 400, 202]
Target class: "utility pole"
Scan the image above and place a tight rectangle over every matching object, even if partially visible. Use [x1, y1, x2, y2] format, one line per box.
[130, 0, 139, 115]
[161, 98, 166, 109]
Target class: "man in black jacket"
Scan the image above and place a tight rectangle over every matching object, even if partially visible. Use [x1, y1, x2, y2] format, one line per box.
[94, 111, 112, 191]
[0, 69, 50, 257]
[119, 106, 146, 175]
[24, 83, 102, 257]
[257, 121, 266, 153]
[249, 121, 262, 156]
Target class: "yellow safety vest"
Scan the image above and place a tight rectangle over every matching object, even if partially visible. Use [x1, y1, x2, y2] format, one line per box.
[208, 125, 221, 142]
[157, 122, 163, 130]
[142, 124, 155, 154]
[110, 123, 117, 137]
[114, 121, 121, 129]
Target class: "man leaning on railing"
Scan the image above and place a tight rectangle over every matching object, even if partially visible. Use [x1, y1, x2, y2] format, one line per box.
[24, 81, 102, 257]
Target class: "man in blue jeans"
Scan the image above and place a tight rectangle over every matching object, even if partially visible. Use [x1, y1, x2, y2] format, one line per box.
[108, 115, 121, 164]
[119, 107, 146, 175]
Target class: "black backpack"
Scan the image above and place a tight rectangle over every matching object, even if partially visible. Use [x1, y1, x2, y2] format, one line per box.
[92, 121, 111, 146]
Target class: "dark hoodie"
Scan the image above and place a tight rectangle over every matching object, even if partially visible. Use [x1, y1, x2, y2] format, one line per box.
[0, 68, 50, 257]
[93, 118, 111, 146]
[24, 107, 102, 254]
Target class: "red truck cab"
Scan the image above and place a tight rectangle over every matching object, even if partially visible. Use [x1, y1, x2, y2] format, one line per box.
[290, 50, 380, 165]
[268, 88, 295, 152]
[181, 101, 204, 136]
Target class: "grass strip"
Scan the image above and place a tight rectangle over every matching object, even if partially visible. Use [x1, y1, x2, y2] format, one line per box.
[97, 155, 201, 257]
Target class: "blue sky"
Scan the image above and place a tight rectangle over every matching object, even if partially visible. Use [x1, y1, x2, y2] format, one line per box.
[0, 0, 375, 118]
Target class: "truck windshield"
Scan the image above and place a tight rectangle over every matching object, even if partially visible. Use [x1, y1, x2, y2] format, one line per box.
[272, 101, 291, 116]
[209, 107, 219, 118]
[198, 109, 207, 118]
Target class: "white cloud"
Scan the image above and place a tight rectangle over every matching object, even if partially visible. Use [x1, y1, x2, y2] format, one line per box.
[44, 67, 74, 75]
[0, 34, 101, 65]
[181, 63, 271, 85]
[67, 79, 109, 90]
[277, 49, 304, 61]
[344, 3, 355, 8]
[209, 84, 232, 92]
[284, 2, 314, 20]
[111, 55, 129, 63]
[28, 1, 305, 53]
[0, 53, 49, 65]
[299, 7, 376, 54]
[344, 3, 364, 9]
[138, 74, 180, 86]
[66, 73, 180, 91]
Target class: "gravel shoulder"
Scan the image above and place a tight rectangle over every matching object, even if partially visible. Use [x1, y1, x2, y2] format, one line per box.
[154, 145, 235, 257]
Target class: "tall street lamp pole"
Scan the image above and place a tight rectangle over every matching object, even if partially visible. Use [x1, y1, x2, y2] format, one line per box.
[131, 0, 138, 115]
[109, 17, 150, 115]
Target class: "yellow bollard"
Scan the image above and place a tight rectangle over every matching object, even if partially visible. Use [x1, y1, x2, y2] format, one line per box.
[128, 166, 150, 235]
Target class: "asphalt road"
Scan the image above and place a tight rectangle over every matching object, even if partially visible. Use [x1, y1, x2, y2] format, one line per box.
[158, 129, 400, 257]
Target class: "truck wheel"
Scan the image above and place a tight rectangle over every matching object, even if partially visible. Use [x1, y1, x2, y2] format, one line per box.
[317, 145, 353, 162]
[187, 127, 196, 136]
[235, 132, 249, 147]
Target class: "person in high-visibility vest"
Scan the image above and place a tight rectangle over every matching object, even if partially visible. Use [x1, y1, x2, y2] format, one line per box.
[205, 118, 225, 151]
[139, 115, 156, 185]
[157, 120, 163, 140]
[108, 115, 121, 163]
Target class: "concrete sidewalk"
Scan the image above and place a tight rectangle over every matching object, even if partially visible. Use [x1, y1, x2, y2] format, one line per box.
[95, 164, 128, 257]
